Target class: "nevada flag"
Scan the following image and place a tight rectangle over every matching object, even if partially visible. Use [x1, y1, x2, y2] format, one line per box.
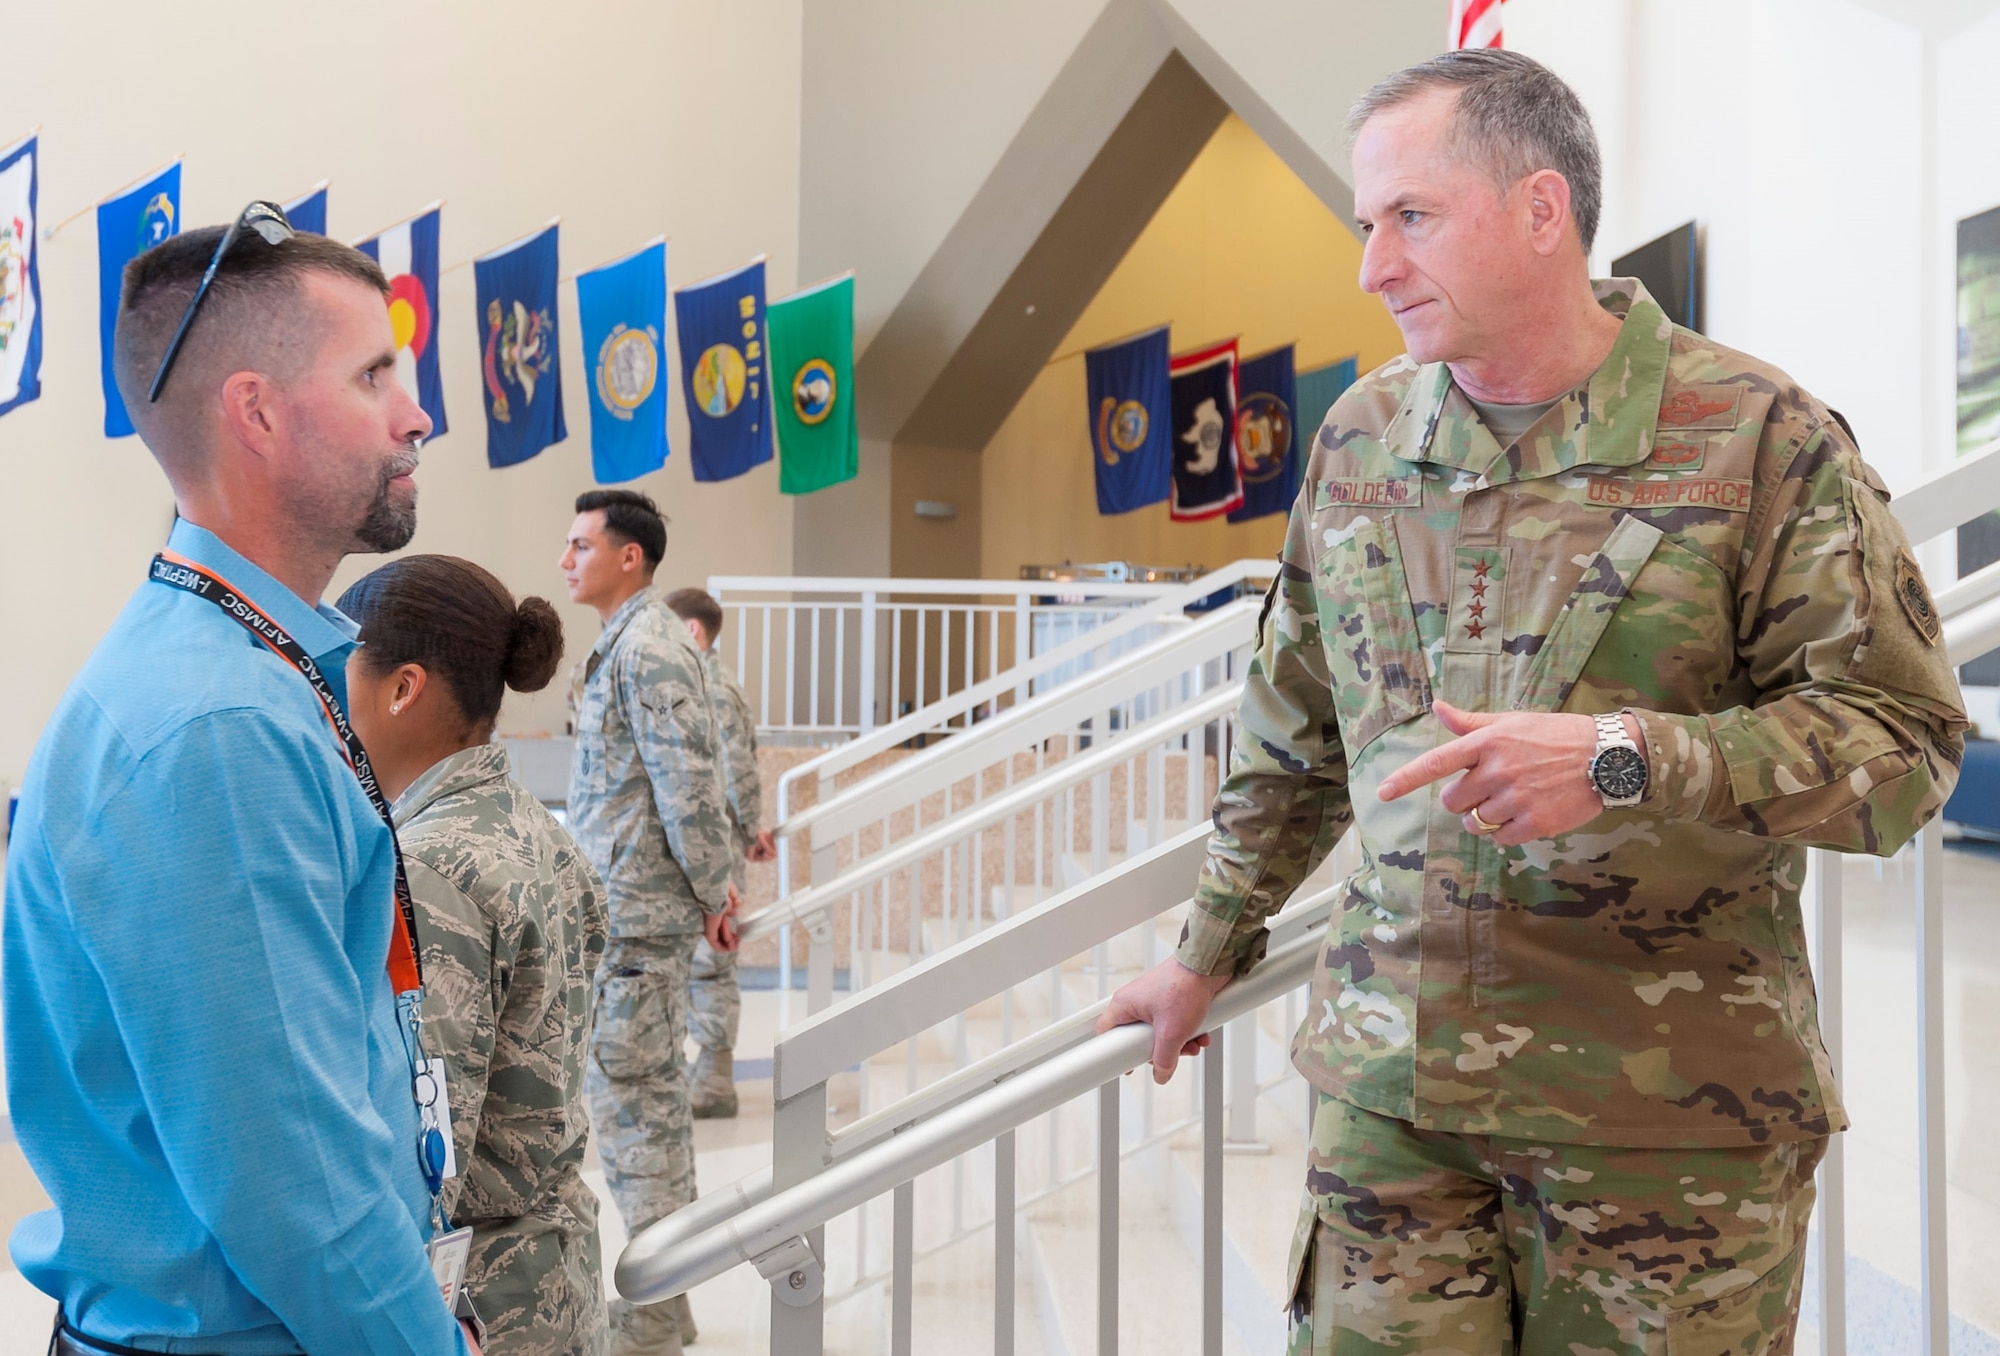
[356, 204, 447, 439]
[0, 133, 42, 420]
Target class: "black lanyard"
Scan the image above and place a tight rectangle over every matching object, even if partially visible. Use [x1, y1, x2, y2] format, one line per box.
[148, 551, 425, 994]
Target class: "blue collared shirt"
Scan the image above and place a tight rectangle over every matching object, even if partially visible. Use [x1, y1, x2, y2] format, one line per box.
[4, 522, 465, 1354]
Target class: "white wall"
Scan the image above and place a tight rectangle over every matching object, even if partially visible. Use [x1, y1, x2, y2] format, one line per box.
[0, 0, 804, 783]
[1510, 0, 1928, 491]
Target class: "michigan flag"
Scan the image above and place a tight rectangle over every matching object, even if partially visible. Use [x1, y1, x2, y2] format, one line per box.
[355, 203, 447, 439]
[282, 181, 328, 236]
[1169, 338, 1241, 521]
[576, 237, 669, 485]
[1228, 344, 1297, 523]
[0, 133, 43, 420]
[1295, 356, 1359, 463]
[769, 272, 856, 495]
[98, 160, 180, 437]
[1085, 325, 1170, 515]
[676, 256, 772, 482]
[474, 221, 565, 468]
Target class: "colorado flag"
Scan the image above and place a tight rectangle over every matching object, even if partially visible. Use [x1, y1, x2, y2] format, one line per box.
[355, 203, 447, 439]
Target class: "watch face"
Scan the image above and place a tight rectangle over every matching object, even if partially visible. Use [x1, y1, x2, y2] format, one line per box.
[1592, 745, 1648, 800]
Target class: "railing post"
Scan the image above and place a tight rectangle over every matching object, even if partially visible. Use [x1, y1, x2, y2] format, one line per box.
[809, 842, 838, 1015]
[995, 1129, 1017, 1356]
[1202, 1042, 1224, 1356]
[859, 591, 878, 733]
[1809, 847, 1845, 1356]
[1098, 1079, 1120, 1356]
[1914, 820, 1949, 1356]
[769, 1079, 829, 1355]
[1013, 596, 1031, 707]
[1225, 1012, 1267, 1153]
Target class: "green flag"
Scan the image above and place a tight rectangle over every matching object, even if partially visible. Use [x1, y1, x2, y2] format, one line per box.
[770, 273, 857, 494]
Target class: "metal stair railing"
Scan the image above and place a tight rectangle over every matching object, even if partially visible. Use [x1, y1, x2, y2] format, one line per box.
[757, 604, 1263, 1017]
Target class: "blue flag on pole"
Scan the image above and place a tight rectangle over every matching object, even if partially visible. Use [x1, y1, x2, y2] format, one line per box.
[0, 133, 44, 420]
[474, 222, 565, 469]
[577, 238, 669, 485]
[355, 204, 448, 440]
[1294, 356, 1359, 462]
[1086, 325, 1171, 515]
[282, 182, 327, 236]
[1228, 344, 1298, 523]
[675, 257, 772, 482]
[98, 161, 180, 437]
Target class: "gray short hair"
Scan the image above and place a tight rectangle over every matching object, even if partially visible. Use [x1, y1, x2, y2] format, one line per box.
[1347, 49, 1603, 255]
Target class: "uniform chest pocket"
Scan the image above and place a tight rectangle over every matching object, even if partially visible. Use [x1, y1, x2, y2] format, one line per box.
[1314, 516, 1432, 755]
[1513, 516, 1733, 714]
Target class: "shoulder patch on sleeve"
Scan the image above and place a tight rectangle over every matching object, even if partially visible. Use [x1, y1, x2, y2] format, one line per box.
[1895, 550, 1942, 646]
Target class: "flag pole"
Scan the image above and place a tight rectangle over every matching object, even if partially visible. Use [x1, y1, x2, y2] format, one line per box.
[349, 198, 446, 249]
[771, 269, 854, 305]
[562, 234, 667, 285]
[0, 125, 40, 160]
[675, 253, 767, 294]
[42, 153, 182, 242]
[449, 214, 561, 275]
[283, 178, 330, 205]
[1042, 321, 1172, 369]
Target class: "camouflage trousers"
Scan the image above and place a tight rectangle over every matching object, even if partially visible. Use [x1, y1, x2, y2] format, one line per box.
[588, 934, 699, 1354]
[688, 934, 740, 1055]
[1287, 1093, 1826, 1356]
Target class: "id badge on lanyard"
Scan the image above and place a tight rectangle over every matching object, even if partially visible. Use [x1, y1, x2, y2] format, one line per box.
[147, 551, 452, 1231]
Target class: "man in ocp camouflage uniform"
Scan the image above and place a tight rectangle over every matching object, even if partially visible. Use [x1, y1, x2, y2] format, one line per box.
[1102, 51, 1966, 1356]
[663, 587, 778, 1121]
[562, 490, 740, 1356]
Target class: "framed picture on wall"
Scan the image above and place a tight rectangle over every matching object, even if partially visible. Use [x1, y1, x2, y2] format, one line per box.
[1957, 204, 2000, 685]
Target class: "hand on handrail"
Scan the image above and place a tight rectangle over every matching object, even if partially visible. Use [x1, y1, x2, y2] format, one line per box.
[705, 884, 742, 953]
[1097, 957, 1234, 1084]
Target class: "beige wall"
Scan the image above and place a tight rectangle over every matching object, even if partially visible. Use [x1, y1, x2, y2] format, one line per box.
[980, 114, 1407, 579]
[0, 0, 804, 782]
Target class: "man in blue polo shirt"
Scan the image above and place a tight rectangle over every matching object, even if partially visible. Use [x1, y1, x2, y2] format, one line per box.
[4, 212, 474, 1352]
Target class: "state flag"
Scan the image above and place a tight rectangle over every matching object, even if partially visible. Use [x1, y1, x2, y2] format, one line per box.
[355, 203, 448, 439]
[576, 237, 669, 485]
[282, 181, 328, 236]
[1085, 324, 1171, 515]
[675, 256, 772, 482]
[768, 272, 856, 495]
[1169, 338, 1241, 521]
[1228, 344, 1298, 523]
[1294, 356, 1359, 463]
[0, 133, 43, 420]
[98, 160, 180, 437]
[473, 220, 565, 468]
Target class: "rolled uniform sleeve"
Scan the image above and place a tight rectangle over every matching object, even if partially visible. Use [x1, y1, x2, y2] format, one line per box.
[61, 712, 464, 1354]
[1175, 509, 1355, 980]
[1632, 421, 1968, 853]
[616, 643, 736, 914]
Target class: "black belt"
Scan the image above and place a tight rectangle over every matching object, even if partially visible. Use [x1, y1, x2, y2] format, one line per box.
[50, 1314, 233, 1356]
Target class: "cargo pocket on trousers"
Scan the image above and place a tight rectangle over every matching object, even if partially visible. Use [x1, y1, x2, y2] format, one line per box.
[1315, 515, 1431, 755]
[1663, 1238, 1807, 1356]
[591, 962, 669, 1083]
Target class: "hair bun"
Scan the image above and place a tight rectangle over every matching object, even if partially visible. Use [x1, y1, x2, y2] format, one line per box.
[503, 597, 566, 693]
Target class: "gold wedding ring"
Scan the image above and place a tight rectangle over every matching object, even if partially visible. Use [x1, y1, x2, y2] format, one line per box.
[1468, 807, 1501, 836]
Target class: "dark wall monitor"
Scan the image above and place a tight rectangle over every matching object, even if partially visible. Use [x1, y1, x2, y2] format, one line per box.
[1612, 221, 1701, 334]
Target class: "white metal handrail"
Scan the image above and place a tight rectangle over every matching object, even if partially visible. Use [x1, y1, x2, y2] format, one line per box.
[1890, 434, 2000, 545]
[784, 600, 1257, 845]
[617, 917, 1322, 1307]
[741, 684, 1241, 944]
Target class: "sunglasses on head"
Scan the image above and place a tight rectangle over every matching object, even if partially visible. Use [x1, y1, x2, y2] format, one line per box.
[147, 199, 296, 403]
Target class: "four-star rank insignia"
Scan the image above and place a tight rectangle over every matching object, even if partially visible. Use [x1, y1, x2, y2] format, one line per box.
[1448, 547, 1506, 654]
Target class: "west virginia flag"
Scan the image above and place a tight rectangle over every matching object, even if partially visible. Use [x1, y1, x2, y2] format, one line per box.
[1085, 325, 1170, 515]
[676, 257, 772, 482]
[98, 160, 180, 437]
[0, 133, 43, 420]
[1228, 344, 1297, 523]
[577, 238, 669, 485]
[355, 204, 447, 439]
[474, 221, 565, 468]
[1168, 338, 1241, 521]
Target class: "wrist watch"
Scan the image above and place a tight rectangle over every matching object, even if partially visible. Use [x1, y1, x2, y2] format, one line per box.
[1587, 711, 1648, 809]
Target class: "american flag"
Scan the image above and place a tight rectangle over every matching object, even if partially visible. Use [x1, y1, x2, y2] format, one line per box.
[1451, 0, 1504, 49]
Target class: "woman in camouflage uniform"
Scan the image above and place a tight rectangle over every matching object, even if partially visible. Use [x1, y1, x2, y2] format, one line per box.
[341, 556, 610, 1356]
